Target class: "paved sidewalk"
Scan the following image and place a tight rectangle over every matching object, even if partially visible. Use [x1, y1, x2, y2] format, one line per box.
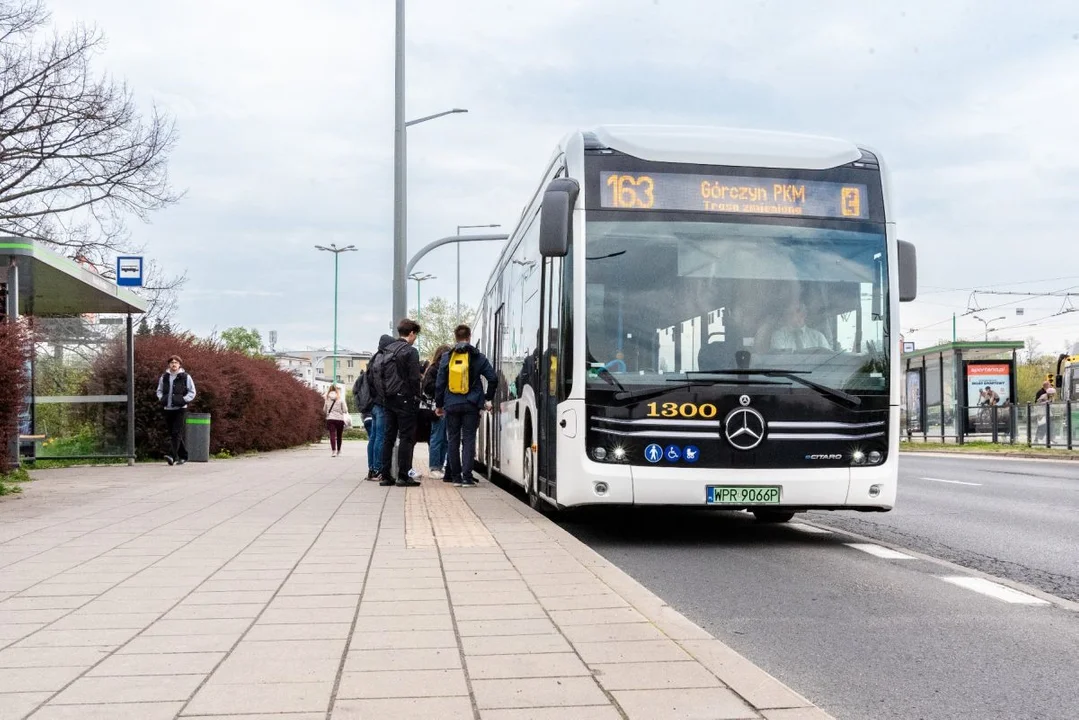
[0, 444, 832, 719]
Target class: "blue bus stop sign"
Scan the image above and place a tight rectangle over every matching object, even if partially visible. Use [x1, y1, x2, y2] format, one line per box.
[116, 256, 143, 287]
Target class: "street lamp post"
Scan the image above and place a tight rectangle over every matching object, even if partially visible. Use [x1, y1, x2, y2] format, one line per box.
[392, 2, 467, 330]
[456, 224, 501, 323]
[972, 315, 1005, 341]
[408, 272, 436, 325]
[315, 244, 357, 382]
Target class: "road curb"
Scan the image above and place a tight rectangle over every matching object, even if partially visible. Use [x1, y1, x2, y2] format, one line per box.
[900, 449, 1079, 462]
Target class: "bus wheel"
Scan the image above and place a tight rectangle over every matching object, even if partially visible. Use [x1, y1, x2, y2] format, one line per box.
[525, 445, 542, 511]
[752, 510, 795, 524]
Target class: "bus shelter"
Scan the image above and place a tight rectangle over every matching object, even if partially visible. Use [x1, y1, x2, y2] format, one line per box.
[901, 340, 1024, 443]
[2, 239, 146, 467]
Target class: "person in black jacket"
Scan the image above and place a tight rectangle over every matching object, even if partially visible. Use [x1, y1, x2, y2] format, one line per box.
[435, 324, 498, 488]
[360, 334, 395, 481]
[371, 319, 423, 487]
[155, 355, 197, 465]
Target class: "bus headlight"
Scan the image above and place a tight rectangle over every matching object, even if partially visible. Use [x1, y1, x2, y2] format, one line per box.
[868, 450, 883, 464]
[851, 450, 866, 465]
[611, 446, 626, 461]
[592, 447, 607, 461]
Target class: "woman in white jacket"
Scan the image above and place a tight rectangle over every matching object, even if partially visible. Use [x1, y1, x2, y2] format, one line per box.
[324, 385, 351, 457]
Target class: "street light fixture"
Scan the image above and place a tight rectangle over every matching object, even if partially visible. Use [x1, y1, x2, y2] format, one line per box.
[972, 314, 1005, 341]
[455, 223, 501, 322]
[408, 272, 437, 325]
[315, 243, 357, 383]
[392, 0, 468, 333]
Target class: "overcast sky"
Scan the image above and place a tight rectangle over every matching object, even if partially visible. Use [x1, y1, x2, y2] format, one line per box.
[47, 0, 1079, 356]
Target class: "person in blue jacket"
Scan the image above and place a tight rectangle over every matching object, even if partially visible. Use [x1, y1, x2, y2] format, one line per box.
[435, 324, 498, 487]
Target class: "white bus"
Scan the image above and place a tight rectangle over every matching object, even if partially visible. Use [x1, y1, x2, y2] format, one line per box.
[473, 125, 917, 521]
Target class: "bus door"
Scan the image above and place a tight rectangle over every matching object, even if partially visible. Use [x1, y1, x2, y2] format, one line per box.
[491, 304, 505, 471]
[537, 256, 564, 499]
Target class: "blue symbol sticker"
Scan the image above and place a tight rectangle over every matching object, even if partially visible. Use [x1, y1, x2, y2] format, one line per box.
[644, 444, 663, 463]
[665, 445, 682, 462]
[683, 445, 700, 463]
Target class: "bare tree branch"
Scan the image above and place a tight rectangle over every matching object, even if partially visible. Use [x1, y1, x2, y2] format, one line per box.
[0, 0, 184, 321]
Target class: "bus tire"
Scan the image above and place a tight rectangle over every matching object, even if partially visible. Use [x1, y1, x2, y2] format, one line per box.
[525, 444, 542, 511]
[752, 510, 795, 524]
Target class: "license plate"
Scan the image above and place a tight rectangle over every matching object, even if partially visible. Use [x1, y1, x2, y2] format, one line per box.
[706, 486, 781, 505]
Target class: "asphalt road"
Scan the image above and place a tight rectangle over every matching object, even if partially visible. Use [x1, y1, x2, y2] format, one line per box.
[542, 454, 1079, 720]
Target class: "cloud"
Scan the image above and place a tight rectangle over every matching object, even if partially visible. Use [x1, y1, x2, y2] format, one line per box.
[39, 0, 1079, 353]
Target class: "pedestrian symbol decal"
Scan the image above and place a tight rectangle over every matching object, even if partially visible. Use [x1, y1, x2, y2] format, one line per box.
[644, 444, 663, 463]
[684, 445, 700, 463]
[665, 445, 681, 462]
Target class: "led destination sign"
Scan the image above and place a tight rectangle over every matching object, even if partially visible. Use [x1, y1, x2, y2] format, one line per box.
[599, 171, 868, 219]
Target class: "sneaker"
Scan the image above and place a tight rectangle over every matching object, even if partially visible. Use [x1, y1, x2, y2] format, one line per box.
[407, 468, 419, 480]
[396, 479, 421, 487]
[177, 459, 187, 466]
[379, 478, 396, 487]
[368, 473, 383, 482]
[452, 479, 464, 487]
[443, 476, 456, 483]
[430, 469, 443, 480]
[164, 455, 174, 466]
[460, 479, 477, 488]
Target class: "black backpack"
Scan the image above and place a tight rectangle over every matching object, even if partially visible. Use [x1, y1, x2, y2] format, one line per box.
[369, 341, 409, 401]
[353, 371, 374, 413]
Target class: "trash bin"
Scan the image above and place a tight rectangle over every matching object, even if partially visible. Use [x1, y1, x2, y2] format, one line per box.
[185, 413, 211, 462]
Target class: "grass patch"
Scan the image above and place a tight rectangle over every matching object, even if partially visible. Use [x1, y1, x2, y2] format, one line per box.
[901, 441, 1079, 458]
[0, 466, 32, 495]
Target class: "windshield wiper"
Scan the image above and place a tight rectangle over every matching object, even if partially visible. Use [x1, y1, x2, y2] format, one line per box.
[688, 369, 861, 408]
[594, 366, 626, 392]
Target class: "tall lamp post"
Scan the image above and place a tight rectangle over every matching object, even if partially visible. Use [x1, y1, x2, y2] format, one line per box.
[315, 243, 357, 383]
[972, 315, 1005, 341]
[409, 272, 436, 325]
[392, 30, 467, 333]
[456, 223, 500, 322]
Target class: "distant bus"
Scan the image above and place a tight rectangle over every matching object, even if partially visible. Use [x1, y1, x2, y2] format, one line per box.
[473, 125, 917, 521]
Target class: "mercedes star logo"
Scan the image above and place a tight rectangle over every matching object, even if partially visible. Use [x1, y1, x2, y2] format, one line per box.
[723, 407, 766, 451]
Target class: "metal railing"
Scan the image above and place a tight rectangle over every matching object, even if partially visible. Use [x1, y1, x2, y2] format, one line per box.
[903, 402, 1077, 449]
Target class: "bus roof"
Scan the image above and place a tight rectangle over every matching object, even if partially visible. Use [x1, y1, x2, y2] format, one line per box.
[587, 125, 866, 171]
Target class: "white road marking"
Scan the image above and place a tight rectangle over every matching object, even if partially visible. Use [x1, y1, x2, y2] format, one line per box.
[789, 522, 832, 534]
[920, 476, 983, 486]
[845, 543, 916, 560]
[940, 576, 1051, 605]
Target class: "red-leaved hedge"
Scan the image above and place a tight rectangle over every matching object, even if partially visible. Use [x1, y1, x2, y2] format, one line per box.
[92, 334, 325, 458]
[0, 322, 31, 474]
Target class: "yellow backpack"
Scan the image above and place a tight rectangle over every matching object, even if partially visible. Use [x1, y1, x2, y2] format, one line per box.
[447, 349, 470, 395]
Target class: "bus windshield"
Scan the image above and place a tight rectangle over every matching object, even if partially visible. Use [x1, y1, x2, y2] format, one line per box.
[584, 217, 890, 394]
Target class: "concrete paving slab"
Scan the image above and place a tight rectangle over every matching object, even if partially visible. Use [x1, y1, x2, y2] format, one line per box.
[0, 445, 833, 720]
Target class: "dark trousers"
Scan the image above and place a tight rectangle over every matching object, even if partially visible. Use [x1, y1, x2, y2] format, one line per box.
[164, 408, 188, 461]
[380, 396, 417, 481]
[326, 420, 345, 452]
[446, 410, 480, 483]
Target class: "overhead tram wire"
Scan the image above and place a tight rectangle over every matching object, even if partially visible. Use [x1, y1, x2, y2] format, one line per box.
[919, 274, 1079, 295]
[906, 283, 1079, 337]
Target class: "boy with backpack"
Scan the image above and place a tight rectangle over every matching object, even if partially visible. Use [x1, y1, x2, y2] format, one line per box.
[353, 363, 384, 481]
[369, 319, 423, 487]
[435, 324, 498, 488]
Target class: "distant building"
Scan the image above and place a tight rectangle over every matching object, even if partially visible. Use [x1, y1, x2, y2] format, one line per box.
[274, 348, 372, 393]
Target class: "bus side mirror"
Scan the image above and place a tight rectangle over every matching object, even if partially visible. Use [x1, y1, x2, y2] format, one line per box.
[539, 178, 579, 257]
[898, 240, 917, 302]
